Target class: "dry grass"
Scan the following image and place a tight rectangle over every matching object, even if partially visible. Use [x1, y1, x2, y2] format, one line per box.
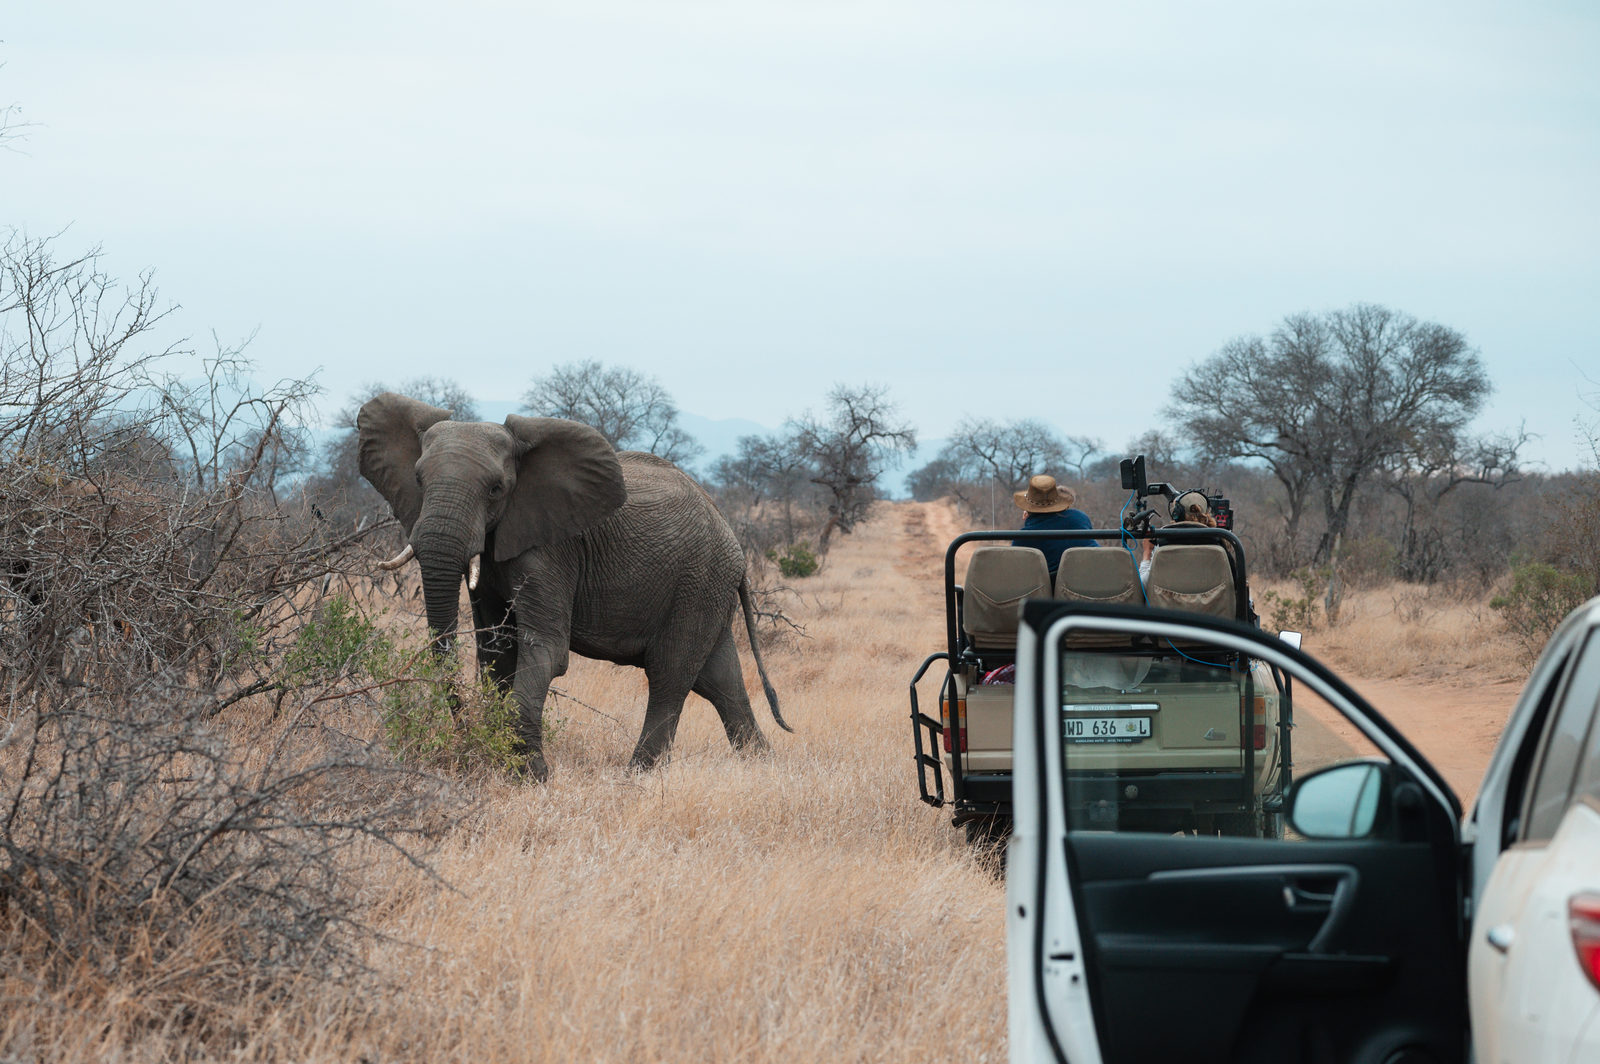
[333, 500, 1001, 1063]
[4, 501, 1001, 1062]
[5, 497, 1547, 1061]
[1257, 578, 1525, 685]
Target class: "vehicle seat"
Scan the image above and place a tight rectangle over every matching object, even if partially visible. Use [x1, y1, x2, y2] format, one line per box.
[963, 546, 1050, 648]
[1054, 546, 1144, 605]
[1146, 543, 1236, 619]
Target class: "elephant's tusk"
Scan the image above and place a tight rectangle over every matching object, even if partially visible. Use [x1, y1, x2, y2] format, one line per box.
[378, 543, 415, 570]
[468, 554, 481, 591]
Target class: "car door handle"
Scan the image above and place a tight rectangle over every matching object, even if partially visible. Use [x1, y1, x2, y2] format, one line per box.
[1150, 864, 1359, 953]
[1486, 924, 1514, 954]
[1283, 884, 1337, 911]
[1287, 874, 1356, 953]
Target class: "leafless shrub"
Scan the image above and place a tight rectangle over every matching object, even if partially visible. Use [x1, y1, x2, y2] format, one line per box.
[0, 679, 448, 1040]
[0, 234, 379, 703]
[0, 231, 456, 1048]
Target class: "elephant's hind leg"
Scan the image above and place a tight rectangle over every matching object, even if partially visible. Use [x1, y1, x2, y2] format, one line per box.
[630, 668, 696, 772]
[691, 628, 769, 754]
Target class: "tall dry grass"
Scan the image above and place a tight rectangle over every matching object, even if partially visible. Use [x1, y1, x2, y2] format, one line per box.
[332, 500, 1000, 1063]
[6, 497, 1547, 1061]
[4, 501, 1001, 1062]
[1255, 578, 1525, 685]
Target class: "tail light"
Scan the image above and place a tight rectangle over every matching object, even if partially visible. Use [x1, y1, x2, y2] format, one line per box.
[942, 696, 967, 753]
[1251, 694, 1267, 751]
[1570, 893, 1600, 991]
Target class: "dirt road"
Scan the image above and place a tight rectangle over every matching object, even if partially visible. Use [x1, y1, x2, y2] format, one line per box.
[1330, 674, 1522, 809]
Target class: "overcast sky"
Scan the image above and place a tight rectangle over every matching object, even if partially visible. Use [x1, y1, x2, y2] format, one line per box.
[5, 1, 1597, 471]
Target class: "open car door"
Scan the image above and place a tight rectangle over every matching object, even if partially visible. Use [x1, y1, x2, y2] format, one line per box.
[1008, 601, 1468, 1064]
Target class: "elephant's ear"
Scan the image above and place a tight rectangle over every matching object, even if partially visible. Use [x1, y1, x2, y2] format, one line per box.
[357, 392, 453, 535]
[497, 415, 626, 562]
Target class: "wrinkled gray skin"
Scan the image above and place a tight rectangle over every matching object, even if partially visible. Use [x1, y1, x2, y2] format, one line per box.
[357, 392, 788, 781]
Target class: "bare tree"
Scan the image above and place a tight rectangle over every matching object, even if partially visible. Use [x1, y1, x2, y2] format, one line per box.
[0, 230, 180, 457]
[340, 375, 480, 425]
[143, 338, 319, 497]
[708, 430, 813, 547]
[1545, 372, 1600, 596]
[1580, 366, 1600, 469]
[1171, 304, 1493, 567]
[1383, 423, 1528, 583]
[304, 377, 481, 528]
[0, 64, 28, 154]
[789, 383, 915, 541]
[909, 417, 1098, 524]
[523, 360, 703, 464]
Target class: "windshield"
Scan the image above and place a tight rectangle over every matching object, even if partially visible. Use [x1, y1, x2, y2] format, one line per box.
[1055, 635, 1387, 838]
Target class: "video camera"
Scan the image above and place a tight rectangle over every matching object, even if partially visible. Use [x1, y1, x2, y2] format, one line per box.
[1118, 455, 1234, 531]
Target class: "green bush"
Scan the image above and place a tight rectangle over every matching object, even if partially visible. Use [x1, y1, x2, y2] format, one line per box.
[1491, 561, 1591, 664]
[766, 541, 819, 579]
[284, 596, 528, 774]
[1259, 567, 1327, 633]
[376, 647, 526, 774]
[282, 596, 390, 682]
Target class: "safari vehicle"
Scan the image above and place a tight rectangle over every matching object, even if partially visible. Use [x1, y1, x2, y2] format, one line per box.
[1006, 594, 1600, 1064]
[908, 457, 1294, 845]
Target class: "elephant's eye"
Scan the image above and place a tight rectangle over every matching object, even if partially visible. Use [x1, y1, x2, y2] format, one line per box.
[488, 481, 506, 498]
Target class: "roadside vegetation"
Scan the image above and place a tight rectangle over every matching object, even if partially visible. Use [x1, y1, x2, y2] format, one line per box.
[909, 305, 1600, 666]
[0, 228, 980, 1059]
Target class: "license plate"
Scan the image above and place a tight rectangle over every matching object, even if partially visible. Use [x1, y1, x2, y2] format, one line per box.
[1064, 716, 1152, 743]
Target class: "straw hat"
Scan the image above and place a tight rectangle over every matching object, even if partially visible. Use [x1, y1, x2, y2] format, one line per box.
[1014, 474, 1075, 514]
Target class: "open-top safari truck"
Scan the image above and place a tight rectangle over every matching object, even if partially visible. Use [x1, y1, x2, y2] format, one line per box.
[908, 457, 1297, 847]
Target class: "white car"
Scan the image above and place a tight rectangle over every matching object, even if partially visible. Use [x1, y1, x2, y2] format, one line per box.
[1005, 595, 1600, 1064]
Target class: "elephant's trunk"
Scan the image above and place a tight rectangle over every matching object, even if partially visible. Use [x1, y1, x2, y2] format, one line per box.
[411, 500, 480, 655]
[417, 545, 465, 655]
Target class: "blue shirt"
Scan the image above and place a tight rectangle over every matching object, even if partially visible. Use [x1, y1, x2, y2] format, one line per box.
[1013, 509, 1096, 576]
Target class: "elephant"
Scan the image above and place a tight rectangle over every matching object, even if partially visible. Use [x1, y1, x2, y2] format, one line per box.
[356, 392, 789, 780]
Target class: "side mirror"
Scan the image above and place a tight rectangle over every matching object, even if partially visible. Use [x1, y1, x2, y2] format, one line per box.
[1287, 761, 1386, 840]
[1279, 631, 1303, 650]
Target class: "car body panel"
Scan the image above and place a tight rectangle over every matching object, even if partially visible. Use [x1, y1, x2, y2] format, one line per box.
[1470, 800, 1600, 1063]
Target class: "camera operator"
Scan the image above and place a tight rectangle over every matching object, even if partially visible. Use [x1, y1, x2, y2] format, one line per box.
[1170, 490, 1219, 528]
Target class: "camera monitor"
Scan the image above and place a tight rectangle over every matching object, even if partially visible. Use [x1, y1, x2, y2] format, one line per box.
[1119, 456, 1147, 494]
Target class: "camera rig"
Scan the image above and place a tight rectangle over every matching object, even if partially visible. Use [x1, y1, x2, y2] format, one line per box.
[1119, 454, 1234, 531]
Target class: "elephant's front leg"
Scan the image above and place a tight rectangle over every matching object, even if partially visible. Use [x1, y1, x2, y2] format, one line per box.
[469, 588, 517, 698]
[511, 635, 568, 783]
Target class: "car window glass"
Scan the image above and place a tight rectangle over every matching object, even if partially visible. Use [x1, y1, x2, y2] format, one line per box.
[1055, 636, 1386, 839]
[1523, 631, 1600, 842]
[1558, 634, 1600, 812]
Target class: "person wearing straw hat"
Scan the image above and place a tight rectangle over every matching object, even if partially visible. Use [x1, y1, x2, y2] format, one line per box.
[1011, 474, 1096, 578]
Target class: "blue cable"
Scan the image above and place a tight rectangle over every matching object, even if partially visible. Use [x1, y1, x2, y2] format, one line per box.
[1118, 490, 1138, 564]
[1116, 489, 1224, 669]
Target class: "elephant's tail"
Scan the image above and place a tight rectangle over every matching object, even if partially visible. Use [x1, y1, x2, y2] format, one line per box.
[739, 577, 792, 733]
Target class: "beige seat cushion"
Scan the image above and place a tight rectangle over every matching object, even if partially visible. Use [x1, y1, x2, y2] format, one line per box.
[1055, 546, 1144, 605]
[1146, 543, 1236, 619]
[963, 546, 1050, 648]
